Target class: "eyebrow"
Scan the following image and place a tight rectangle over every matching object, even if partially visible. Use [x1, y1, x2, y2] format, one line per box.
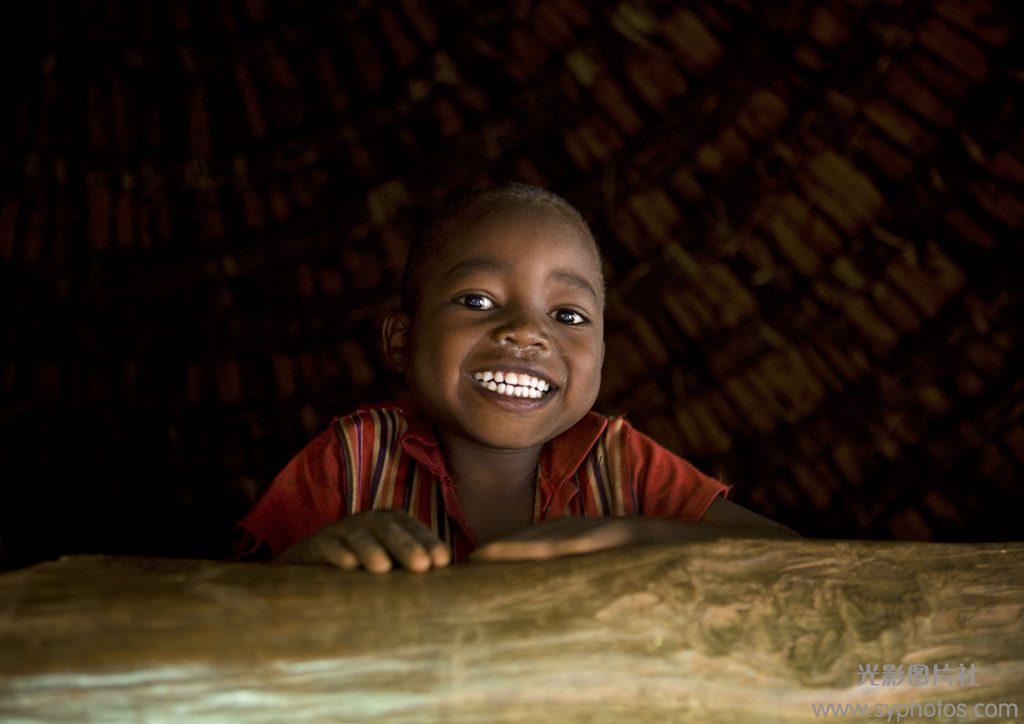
[440, 257, 601, 304]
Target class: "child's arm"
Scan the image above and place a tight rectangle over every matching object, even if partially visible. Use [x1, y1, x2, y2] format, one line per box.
[627, 422, 798, 536]
[469, 512, 797, 562]
[232, 427, 344, 560]
[232, 425, 452, 573]
[470, 420, 798, 562]
[699, 496, 801, 537]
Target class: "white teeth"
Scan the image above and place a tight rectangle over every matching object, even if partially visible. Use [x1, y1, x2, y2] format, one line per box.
[473, 371, 554, 396]
[474, 376, 551, 399]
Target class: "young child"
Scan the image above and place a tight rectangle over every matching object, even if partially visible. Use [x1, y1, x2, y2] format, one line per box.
[233, 183, 797, 573]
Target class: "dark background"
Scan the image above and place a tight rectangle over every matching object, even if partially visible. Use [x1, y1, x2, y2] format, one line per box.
[2, 0, 1022, 571]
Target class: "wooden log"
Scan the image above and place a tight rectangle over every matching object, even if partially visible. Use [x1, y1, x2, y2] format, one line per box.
[398, 0, 438, 45]
[662, 9, 723, 74]
[624, 53, 688, 112]
[0, 200, 17, 261]
[917, 16, 989, 83]
[592, 76, 643, 135]
[530, 3, 575, 50]
[1, 541, 1022, 721]
[379, 8, 419, 70]
[234, 61, 267, 139]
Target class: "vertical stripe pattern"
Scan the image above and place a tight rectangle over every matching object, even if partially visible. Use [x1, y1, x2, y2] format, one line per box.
[334, 408, 454, 552]
[558, 415, 634, 517]
[330, 407, 630, 558]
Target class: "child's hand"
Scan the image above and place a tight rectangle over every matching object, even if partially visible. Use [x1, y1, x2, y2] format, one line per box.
[273, 510, 452, 574]
[469, 516, 642, 562]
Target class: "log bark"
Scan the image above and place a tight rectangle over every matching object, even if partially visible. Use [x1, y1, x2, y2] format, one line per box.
[1, 538, 1022, 721]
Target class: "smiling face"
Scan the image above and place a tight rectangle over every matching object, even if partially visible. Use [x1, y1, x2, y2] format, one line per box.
[383, 205, 606, 450]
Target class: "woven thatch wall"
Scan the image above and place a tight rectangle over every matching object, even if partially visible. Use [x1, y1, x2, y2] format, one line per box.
[1, 0, 1021, 569]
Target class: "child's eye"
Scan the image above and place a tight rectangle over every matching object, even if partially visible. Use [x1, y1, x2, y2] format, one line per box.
[455, 293, 494, 310]
[554, 309, 588, 325]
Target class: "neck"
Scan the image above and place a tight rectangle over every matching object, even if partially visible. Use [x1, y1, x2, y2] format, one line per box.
[434, 429, 542, 495]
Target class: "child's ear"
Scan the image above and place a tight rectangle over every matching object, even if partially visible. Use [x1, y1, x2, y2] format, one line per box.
[382, 310, 411, 374]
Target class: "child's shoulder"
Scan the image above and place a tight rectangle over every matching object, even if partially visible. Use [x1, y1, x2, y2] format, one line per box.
[328, 399, 414, 426]
[550, 409, 633, 454]
[329, 398, 408, 414]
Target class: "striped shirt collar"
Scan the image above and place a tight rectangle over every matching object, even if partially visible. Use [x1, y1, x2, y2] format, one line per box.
[358, 398, 610, 498]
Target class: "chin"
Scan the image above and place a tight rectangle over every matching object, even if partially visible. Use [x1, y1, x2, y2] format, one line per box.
[468, 429, 542, 450]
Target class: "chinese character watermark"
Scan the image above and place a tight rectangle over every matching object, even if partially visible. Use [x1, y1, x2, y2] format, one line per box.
[857, 662, 978, 687]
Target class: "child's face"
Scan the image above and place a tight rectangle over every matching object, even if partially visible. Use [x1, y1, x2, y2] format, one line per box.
[386, 208, 605, 450]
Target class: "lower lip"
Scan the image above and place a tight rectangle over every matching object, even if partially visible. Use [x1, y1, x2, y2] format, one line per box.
[469, 378, 557, 411]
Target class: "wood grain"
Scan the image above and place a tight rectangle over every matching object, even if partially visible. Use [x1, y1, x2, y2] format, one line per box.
[1, 538, 1022, 721]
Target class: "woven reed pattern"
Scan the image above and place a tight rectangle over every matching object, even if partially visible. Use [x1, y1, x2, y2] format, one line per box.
[1, 0, 1021, 567]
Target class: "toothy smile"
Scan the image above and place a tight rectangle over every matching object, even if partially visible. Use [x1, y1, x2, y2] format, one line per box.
[471, 370, 555, 399]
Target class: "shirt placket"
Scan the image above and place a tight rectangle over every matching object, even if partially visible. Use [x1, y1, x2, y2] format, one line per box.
[436, 470, 480, 551]
[439, 459, 551, 563]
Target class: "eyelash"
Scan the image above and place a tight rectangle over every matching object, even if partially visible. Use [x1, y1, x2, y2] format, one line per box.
[454, 293, 589, 326]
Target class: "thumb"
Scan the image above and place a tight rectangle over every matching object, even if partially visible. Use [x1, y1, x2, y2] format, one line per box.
[468, 540, 515, 561]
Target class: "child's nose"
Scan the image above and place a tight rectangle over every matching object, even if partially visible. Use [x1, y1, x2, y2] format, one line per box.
[493, 313, 549, 349]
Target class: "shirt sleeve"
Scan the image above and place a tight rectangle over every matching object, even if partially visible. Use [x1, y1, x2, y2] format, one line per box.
[626, 422, 732, 521]
[231, 425, 347, 560]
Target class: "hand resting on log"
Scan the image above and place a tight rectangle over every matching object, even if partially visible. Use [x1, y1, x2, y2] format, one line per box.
[272, 496, 798, 571]
[273, 509, 453, 574]
[471, 497, 801, 562]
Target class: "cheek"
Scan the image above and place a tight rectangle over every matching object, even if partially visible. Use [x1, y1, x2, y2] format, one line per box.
[565, 336, 604, 377]
[406, 331, 438, 381]
[412, 326, 472, 379]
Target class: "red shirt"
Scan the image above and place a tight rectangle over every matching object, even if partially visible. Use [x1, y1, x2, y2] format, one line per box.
[234, 398, 731, 564]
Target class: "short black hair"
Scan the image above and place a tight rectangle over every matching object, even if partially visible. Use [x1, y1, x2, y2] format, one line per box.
[399, 182, 606, 319]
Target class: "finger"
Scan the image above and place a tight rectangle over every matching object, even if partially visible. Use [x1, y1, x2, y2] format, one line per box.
[376, 520, 432, 573]
[395, 515, 452, 567]
[531, 523, 631, 557]
[470, 521, 627, 561]
[339, 526, 393, 574]
[494, 517, 580, 542]
[316, 535, 359, 571]
[471, 539, 554, 561]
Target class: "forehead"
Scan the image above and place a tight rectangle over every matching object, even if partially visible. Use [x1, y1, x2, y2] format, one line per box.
[435, 205, 597, 268]
[424, 210, 603, 307]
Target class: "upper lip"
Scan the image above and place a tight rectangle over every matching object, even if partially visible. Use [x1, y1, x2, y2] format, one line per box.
[469, 363, 560, 389]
